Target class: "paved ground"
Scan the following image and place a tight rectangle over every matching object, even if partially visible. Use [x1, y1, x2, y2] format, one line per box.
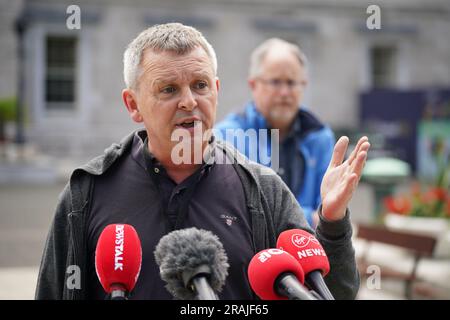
[0, 182, 66, 299]
[0, 182, 65, 267]
[0, 267, 38, 299]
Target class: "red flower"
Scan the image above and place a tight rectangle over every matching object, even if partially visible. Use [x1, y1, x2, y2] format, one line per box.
[431, 187, 448, 201]
[383, 195, 412, 215]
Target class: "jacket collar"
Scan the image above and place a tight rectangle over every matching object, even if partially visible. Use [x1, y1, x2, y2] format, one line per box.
[74, 129, 223, 178]
[75, 130, 136, 176]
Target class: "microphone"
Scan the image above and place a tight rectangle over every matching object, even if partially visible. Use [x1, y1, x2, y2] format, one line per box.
[277, 229, 335, 300]
[154, 227, 229, 300]
[95, 224, 142, 300]
[247, 248, 317, 300]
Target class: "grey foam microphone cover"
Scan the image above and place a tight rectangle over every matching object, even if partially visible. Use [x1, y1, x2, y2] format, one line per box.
[154, 227, 229, 299]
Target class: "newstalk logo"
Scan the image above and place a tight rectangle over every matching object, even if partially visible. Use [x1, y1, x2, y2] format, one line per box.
[114, 225, 124, 271]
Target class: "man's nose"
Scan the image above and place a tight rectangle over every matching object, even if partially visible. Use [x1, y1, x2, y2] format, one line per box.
[178, 88, 198, 111]
[278, 83, 291, 96]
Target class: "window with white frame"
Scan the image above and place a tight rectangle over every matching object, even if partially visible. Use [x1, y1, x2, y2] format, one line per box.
[45, 36, 77, 110]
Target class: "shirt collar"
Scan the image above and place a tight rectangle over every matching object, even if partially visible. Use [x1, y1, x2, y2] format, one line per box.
[131, 130, 216, 180]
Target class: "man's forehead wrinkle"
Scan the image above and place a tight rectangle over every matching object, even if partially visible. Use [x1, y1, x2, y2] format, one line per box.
[142, 60, 213, 86]
[140, 48, 214, 80]
[150, 69, 210, 84]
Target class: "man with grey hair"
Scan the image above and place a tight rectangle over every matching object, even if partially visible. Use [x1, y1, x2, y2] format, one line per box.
[216, 38, 335, 228]
[36, 24, 369, 300]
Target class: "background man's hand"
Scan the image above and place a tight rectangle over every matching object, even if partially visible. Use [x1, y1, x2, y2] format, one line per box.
[320, 136, 370, 221]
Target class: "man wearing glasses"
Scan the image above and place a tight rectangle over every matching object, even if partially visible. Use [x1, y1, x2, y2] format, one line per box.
[215, 38, 334, 227]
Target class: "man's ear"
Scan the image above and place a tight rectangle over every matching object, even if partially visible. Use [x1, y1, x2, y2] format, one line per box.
[248, 78, 256, 91]
[122, 89, 143, 123]
[215, 77, 220, 92]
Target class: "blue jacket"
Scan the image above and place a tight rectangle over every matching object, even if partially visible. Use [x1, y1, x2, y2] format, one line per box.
[215, 102, 335, 226]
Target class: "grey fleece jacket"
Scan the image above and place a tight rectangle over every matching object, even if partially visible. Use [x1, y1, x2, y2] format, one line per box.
[35, 129, 359, 300]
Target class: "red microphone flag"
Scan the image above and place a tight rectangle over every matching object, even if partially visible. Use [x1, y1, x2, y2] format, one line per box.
[277, 229, 330, 276]
[95, 224, 142, 293]
[247, 248, 305, 300]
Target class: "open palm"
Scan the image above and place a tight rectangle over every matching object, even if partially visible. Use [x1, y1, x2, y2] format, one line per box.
[320, 136, 370, 221]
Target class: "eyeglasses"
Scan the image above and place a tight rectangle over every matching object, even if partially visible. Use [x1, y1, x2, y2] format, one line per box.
[257, 78, 305, 90]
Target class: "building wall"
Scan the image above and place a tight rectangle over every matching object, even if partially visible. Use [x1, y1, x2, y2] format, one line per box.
[0, 0, 23, 98]
[1, 0, 449, 159]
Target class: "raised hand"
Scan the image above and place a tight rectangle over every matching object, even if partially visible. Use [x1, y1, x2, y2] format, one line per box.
[320, 136, 370, 221]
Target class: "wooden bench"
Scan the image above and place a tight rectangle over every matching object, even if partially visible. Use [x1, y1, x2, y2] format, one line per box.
[356, 223, 438, 299]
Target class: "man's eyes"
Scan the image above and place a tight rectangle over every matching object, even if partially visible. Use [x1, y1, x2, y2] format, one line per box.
[159, 81, 208, 95]
[161, 86, 177, 94]
[194, 81, 208, 90]
[271, 79, 294, 86]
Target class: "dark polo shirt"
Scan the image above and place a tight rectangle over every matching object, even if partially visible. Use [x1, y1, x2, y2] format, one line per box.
[86, 131, 255, 299]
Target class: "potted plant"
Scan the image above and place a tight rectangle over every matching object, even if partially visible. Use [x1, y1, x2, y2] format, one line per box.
[383, 160, 450, 258]
[0, 97, 17, 143]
